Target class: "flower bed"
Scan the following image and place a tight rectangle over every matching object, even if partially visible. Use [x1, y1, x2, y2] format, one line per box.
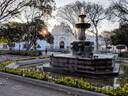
[0, 67, 128, 96]
[0, 58, 128, 96]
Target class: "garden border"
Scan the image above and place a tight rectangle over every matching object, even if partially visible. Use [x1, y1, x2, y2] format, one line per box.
[0, 72, 108, 96]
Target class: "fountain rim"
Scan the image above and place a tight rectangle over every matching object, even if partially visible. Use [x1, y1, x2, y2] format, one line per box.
[75, 23, 91, 28]
[79, 14, 86, 18]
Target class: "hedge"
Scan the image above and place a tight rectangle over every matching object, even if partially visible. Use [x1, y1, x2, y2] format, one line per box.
[0, 56, 49, 67]
[15, 57, 37, 61]
[0, 50, 42, 56]
[39, 56, 50, 59]
[0, 60, 14, 67]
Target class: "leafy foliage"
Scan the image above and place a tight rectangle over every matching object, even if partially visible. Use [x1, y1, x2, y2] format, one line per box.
[110, 24, 128, 47]
[0, 0, 55, 50]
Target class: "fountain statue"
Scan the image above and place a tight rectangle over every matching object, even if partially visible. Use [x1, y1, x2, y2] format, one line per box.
[44, 8, 119, 76]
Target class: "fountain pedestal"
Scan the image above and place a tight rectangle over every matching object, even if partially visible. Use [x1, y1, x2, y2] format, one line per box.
[71, 41, 94, 57]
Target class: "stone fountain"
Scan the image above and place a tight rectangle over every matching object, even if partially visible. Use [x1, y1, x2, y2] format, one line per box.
[45, 8, 119, 76]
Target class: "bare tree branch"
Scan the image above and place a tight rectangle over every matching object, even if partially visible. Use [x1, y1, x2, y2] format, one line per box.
[0, 0, 26, 22]
[57, 1, 107, 51]
[107, 0, 128, 23]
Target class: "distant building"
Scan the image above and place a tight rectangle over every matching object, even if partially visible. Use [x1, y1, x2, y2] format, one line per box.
[0, 40, 50, 50]
[51, 23, 75, 50]
[51, 23, 110, 51]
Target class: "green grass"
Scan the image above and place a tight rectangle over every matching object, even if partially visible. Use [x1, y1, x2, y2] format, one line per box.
[116, 57, 128, 60]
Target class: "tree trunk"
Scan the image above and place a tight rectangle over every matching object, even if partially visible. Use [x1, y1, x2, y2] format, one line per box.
[95, 26, 99, 51]
[26, 41, 32, 51]
[33, 40, 37, 50]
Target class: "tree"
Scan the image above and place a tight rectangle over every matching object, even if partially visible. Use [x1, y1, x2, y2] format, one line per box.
[107, 0, 128, 23]
[0, 22, 25, 50]
[57, 1, 107, 51]
[44, 32, 54, 44]
[16, 0, 55, 50]
[0, 0, 26, 22]
[110, 24, 128, 47]
[0, 0, 55, 50]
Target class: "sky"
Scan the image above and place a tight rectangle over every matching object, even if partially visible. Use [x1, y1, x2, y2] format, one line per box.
[55, 0, 112, 8]
[48, 0, 119, 34]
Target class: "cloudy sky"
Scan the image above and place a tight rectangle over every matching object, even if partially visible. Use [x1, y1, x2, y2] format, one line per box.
[55, 0, 112, 8]
[48, 0, 119, 34]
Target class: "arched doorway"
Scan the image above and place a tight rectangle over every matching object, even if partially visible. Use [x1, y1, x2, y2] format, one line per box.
[60, 41, 64, 49]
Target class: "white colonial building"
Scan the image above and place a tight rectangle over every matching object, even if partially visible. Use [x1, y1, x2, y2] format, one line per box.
[0, 40, 50, 50]
[52, 23, 75, 50]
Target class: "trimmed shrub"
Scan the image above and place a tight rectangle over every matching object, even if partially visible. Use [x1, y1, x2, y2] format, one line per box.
[15, 57, 37, 61]
[39, 56, 50, 59]
[0, 50, 42, 56]
[5, 68, 22, 76]
[0, 60, 14, 67]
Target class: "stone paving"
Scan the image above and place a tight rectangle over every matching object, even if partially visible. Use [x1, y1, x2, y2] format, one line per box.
[0, 54, 73, 96]
[0, 75, 73, 96]
[0, 55, 30, 63]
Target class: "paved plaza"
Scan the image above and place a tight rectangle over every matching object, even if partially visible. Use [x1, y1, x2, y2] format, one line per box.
[0, 75, 73, 96]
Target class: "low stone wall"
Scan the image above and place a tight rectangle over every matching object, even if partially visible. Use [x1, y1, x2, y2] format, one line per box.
[16, 58, 50, 65]
[0, 72, 108, 96]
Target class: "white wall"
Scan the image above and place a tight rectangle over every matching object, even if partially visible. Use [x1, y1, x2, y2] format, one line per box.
[0, 40, 50, 50]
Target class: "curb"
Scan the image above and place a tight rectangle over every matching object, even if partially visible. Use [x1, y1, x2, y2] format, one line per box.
[0, 72, 108, 96]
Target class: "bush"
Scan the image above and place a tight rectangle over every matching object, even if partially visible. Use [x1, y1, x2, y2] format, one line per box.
[0, 50, 10, 55]
[0, 60, 14, 67]
[117, 57, 128, 60]
[0, 50, 42, 56]
[55, 77, 94, 91]
[15, 57, 37, 61]
[0, 67, 4, 71]
[39, 56, 50, 59]
[24, 72, 49, 81]
[5, 68, 22, 76]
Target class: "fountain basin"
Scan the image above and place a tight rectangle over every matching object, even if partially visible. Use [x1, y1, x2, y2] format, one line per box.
[45, 55, 119, 76]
